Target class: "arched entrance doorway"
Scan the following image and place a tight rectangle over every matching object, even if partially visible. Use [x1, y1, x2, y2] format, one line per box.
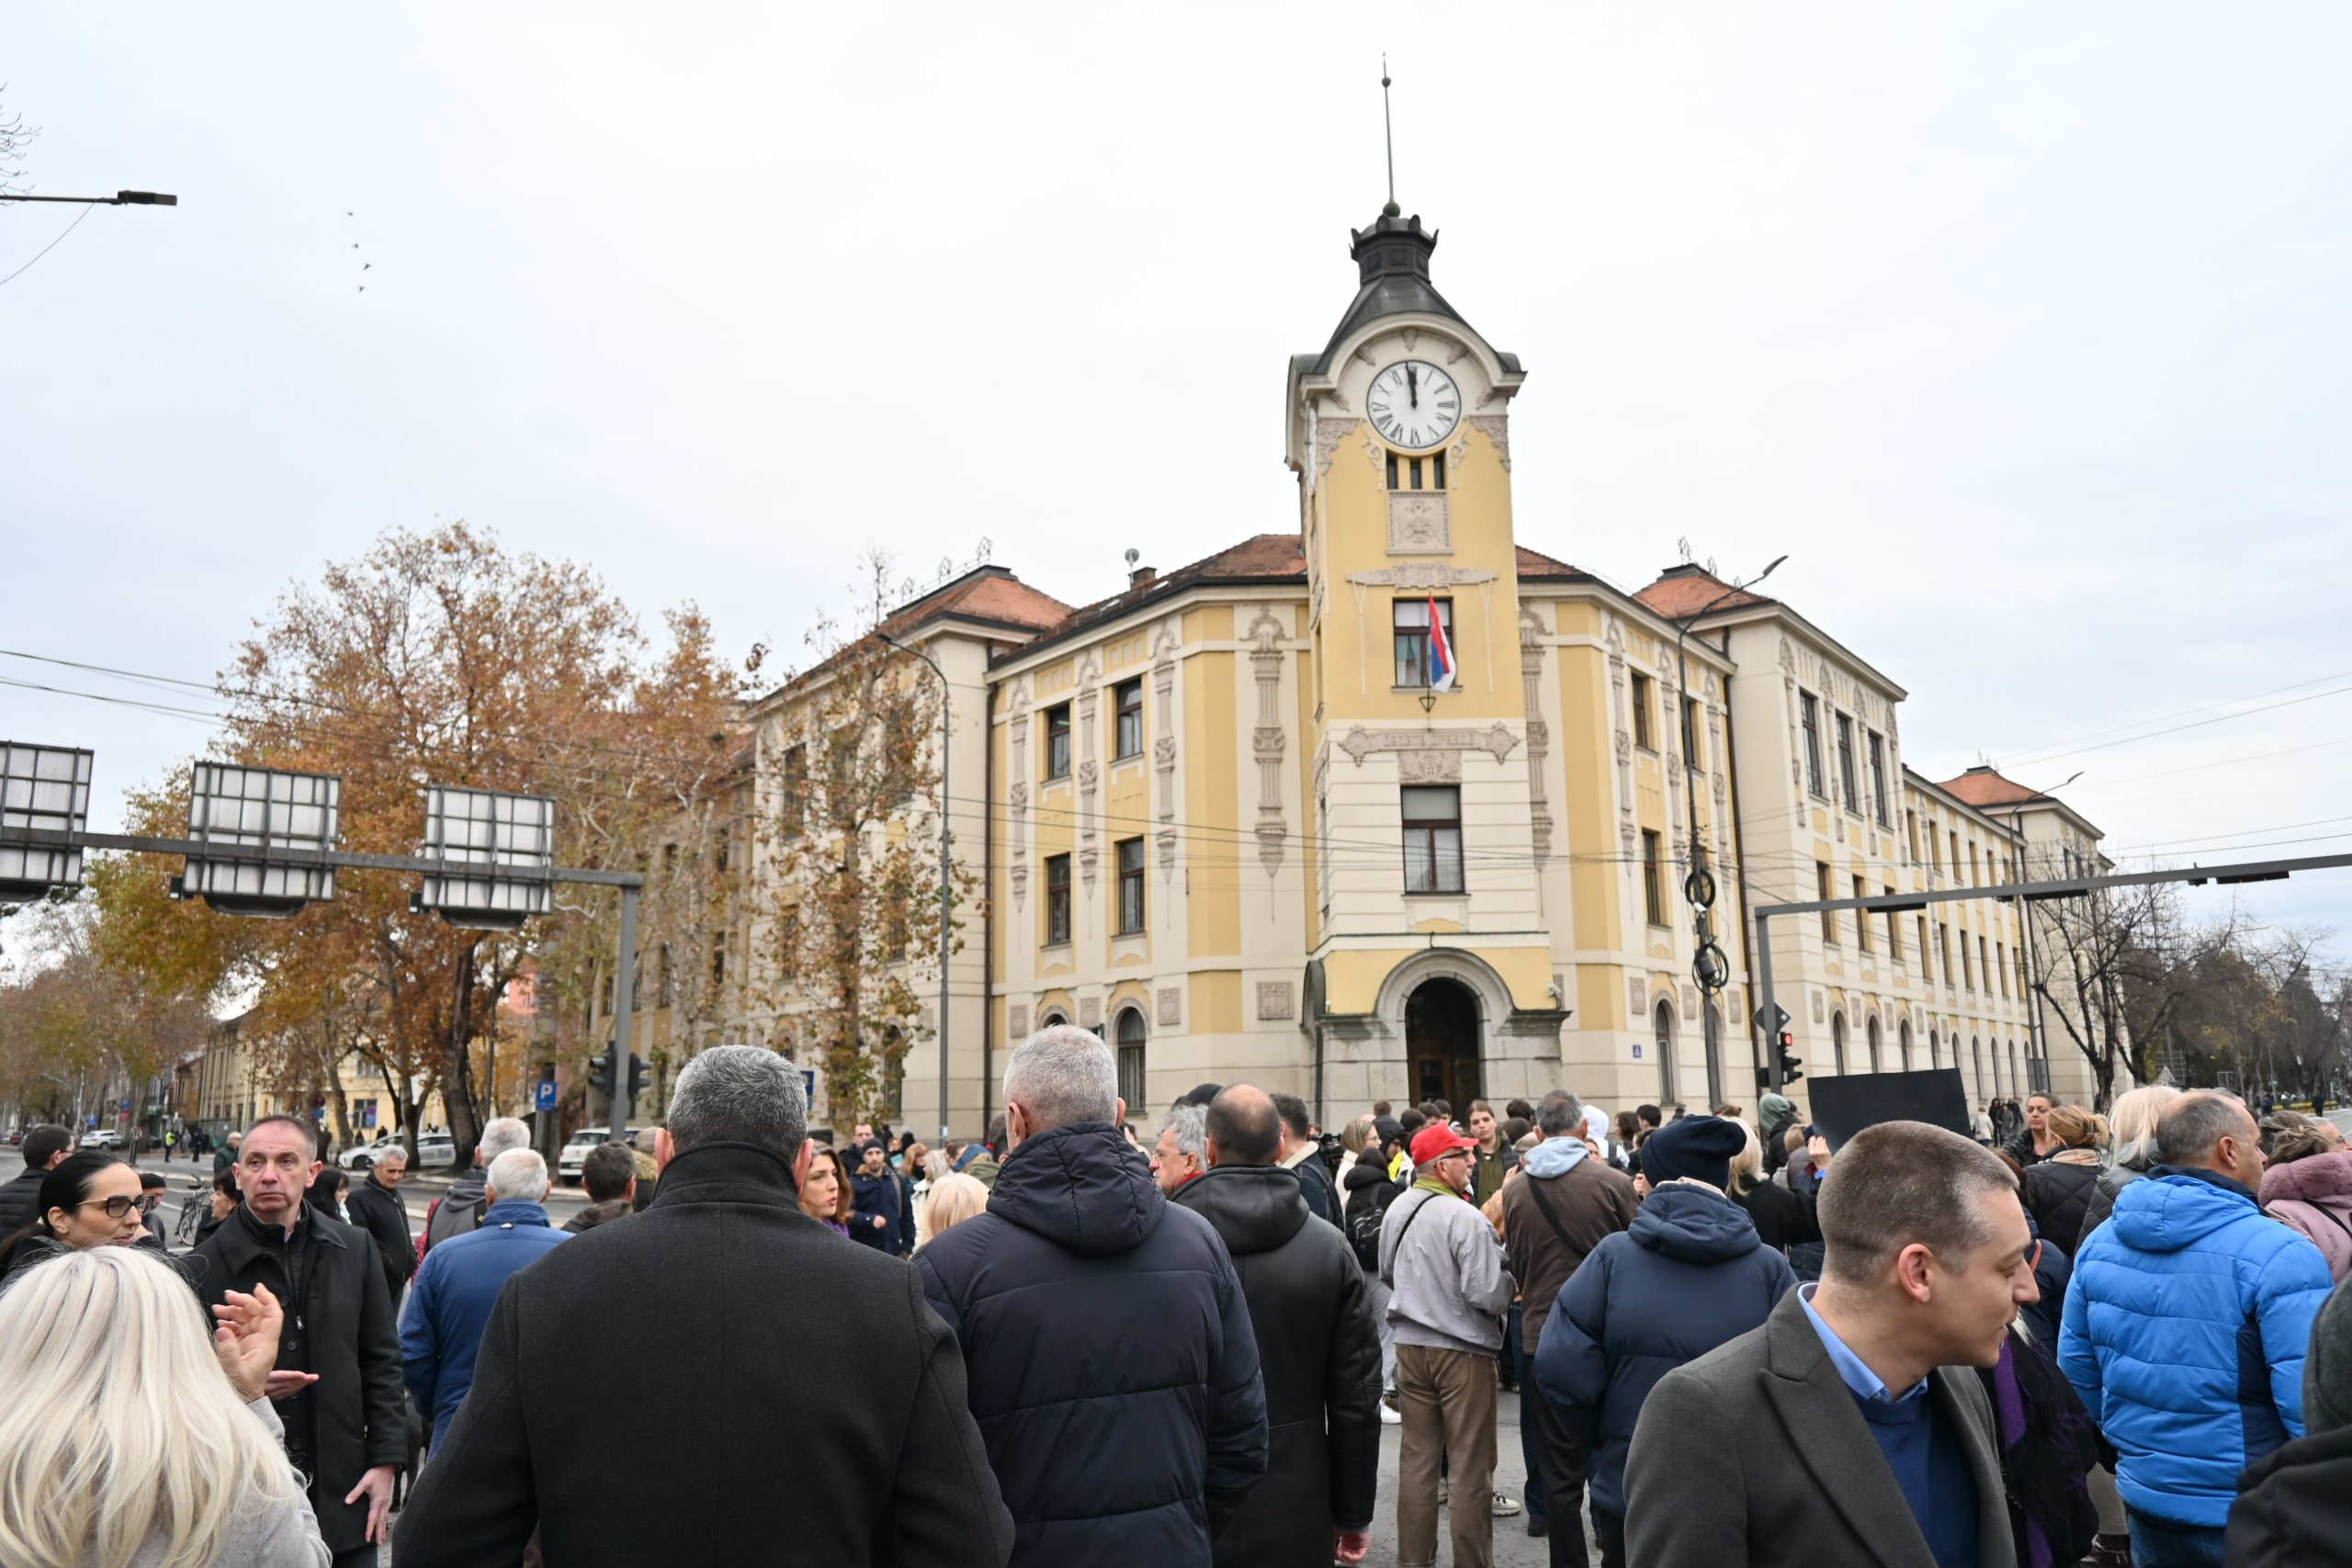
[1832, 1012, 1849, 1075]
[1406, 977, 1482, 1108]
[1898, 1020, 1913, 1071]
[1866, 1015, 1883, 1073]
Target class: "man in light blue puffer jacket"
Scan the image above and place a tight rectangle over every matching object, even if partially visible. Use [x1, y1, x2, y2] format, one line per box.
[2059, 1092, 2332, 1567]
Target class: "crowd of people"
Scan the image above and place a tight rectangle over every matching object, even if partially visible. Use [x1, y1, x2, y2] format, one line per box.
[8, 1048, 2352, 1567]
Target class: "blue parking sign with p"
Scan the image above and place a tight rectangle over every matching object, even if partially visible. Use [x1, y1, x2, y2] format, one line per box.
[536, 1079, 558, 1112]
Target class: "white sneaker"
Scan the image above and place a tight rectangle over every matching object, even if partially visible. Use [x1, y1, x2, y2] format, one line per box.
[1379, 1404, 1401, 1426]
[1491, 1492, 1522, 1518]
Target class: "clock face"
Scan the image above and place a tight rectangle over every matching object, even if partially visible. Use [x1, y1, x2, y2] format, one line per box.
[1367, 359, 1462, 449]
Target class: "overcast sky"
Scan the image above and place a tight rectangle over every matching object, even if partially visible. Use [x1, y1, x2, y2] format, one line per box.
[6, 4, 2350, 956]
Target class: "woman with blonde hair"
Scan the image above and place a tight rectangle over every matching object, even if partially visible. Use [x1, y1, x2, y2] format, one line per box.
[918, 1171, 988, 1247]
[2079, 1083, 2183, 1238]
[2022, 1104, 2109, 1256]
[0, 1246, 328, 1568]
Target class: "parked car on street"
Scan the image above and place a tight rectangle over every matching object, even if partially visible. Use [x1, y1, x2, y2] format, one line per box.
[339, 1132, 458, 1172]
[558, 1127, 656, 1185]
[82, 1129, 123, 1149]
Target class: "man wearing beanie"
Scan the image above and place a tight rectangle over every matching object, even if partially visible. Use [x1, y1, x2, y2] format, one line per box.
[1381, 1120, 1515, 1568]
[1534, 1115, 1794, 1567]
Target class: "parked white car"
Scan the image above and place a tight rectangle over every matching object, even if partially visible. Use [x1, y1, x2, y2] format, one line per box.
[81, 1129, 124, 1149]
[340, 1133, 458, 1172]
[558, 1127, 653, 1185]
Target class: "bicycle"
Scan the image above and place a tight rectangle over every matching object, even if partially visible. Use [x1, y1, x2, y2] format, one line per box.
[173, 1178, 207, 1246]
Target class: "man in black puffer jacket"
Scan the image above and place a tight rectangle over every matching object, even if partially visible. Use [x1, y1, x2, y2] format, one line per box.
[920, 1026, 1269, 1567]
[1174, 1086, 1381, 1568]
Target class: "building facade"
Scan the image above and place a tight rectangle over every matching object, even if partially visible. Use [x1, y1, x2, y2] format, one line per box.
[690, 197, 2114, 1131]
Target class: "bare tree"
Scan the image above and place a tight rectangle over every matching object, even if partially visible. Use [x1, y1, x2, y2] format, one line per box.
[0, 90, 38, 200]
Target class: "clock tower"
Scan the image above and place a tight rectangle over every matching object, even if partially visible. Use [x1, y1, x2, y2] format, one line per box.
[1287, 200, 1562, 1110]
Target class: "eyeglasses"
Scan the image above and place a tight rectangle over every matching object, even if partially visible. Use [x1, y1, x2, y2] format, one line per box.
[81, 1194, 161, 1221]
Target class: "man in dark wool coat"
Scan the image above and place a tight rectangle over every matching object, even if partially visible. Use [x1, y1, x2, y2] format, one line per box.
[393, 1045, 1012, 1567]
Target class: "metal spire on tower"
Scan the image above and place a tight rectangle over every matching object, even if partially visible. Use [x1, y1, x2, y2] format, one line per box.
[1381, 57, 1399, 216]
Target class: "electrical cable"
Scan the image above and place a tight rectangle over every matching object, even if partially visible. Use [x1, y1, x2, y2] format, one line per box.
[0, 203, 95, 289]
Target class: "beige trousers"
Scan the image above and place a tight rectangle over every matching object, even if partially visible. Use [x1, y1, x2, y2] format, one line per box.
[1396, 1342, 1498, 1568]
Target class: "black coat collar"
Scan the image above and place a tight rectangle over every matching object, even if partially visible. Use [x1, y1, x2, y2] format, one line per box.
[213, 1200, 346, 1271]
[646, 1142, 798, 1209]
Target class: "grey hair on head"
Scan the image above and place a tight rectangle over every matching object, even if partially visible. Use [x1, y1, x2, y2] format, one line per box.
[484, 1148, 549, 1203]
[2155, 1091, 2256, 1168]
[479, 1117, 531, 1164]
[1004, 1025, 1119, 1133]
[1159, 1101, 1207, 1163]
[1535, 1091, 1585, 1139]
[668, 1044, 808, 1158]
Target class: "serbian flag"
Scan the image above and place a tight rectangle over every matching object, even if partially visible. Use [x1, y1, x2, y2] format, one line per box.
[1426, 595, 1456, 693]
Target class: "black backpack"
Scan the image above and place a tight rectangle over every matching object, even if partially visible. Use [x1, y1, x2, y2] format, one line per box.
[1347, 1175, 1400, 1272]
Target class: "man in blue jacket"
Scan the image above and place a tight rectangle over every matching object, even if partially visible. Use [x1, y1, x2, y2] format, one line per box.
[919, 1026, 1268, 1568]
[2060, 1091, 2331, 1567]
[401, 1146, 570, 1452]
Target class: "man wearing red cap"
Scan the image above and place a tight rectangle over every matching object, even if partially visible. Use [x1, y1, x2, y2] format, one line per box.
[1381, 1120, 1516, 1568]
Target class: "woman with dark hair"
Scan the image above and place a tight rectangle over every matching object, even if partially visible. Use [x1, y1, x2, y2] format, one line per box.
[798, 1146, 854, 1237]
[0, 1151, 150, 1280]
[196, 1168, 241, 1247]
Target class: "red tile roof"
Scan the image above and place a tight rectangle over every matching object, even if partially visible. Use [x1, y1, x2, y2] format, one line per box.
[1516, 545, 1585, 579]
[1936, 767, 2051, 808]
[1634, 564, 1773, 621]
[880, 567, 1072, 638]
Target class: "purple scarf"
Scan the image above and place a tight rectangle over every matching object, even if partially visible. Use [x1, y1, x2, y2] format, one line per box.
[1989, 1337, 2052, 1568]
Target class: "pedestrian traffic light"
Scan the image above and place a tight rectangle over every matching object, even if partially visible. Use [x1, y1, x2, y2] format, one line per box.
[1776, 1032, 1804, 1086]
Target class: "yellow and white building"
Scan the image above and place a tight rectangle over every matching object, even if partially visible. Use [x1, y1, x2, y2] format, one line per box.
[694, 197, 2113, 1129]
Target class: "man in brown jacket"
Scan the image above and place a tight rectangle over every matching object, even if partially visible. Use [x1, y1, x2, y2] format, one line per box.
[1502, 1091, 1637, 1566]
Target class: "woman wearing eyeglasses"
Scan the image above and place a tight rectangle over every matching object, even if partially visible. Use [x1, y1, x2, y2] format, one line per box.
[0, 1151, 154, 1281]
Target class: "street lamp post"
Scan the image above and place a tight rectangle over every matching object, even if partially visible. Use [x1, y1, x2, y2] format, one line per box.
[880, 631, 954, 1143]
[2, 191, 178, 206]
[1669, 555, 1786, 1105]
[2002, 770, 2082, 1099]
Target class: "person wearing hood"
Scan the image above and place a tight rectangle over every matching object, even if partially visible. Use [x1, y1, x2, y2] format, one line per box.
[420, 1116, 531, 1257]
[1534, 1114, 1792, 1567]
[918, 1027, 1268, 1568]
[2060, 1092, 2331, 1565]
[2257, 1119, 2352, 1283]
[848, 1140, 910, 1254]
[964, 1118, 1004, 1190]
[1757, 1092, 1800, 1176]
[1171, 1086, 1380, 1568]
[1501, 1092, 1637, 1565]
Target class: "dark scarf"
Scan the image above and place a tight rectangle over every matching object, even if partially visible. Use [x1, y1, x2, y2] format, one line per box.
[1982, 1333, 2102, 1568]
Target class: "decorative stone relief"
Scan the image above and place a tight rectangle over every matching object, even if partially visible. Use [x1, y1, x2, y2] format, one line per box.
[1812, 991, 1826, 1024]
[1628, 977, 1648, 1019]
[1683, 987, 1702, 1022]
[1008, 1004, 1030, 1039]
[1337, 724, 1520, 768]
[1008, 780, 1030, 908]
[1256, 981, 1295, 1021]
[1361, 432, 1385, 473]
[1151, 632, 1179, 881]
[1386, 491, 1451, 555]
[1077, 760, 1099, 790]
[1077, 658, 1101, 891]
[1778, 637, 1795, 672]
[1157, 987, 1182, 1027]
[1397, 750, 1461, 784]
[1246, 610, 1288, 876]
[1467, 414, 1510, 470]
[1080, 996, 1102, 1030]
[1315, 416, 1358, 477]
[1445, 340, 1469, 366]
[1345, 563, 1498, 592]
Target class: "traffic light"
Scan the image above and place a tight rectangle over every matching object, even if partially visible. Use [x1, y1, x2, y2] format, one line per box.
[590, 1046, 618, 1104]
[591, 1045, 651, 1111]
[1776, 1032, 1804, 1086]
[626, 1056, 650, 1107]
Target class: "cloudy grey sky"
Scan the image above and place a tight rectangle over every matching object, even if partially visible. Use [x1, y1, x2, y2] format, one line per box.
[6, 3, 2350, 949]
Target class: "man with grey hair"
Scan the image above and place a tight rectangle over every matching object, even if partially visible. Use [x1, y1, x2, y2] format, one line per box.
[401, 1147, 569, 1455]
[397, 1045, 1012, 1566]
[2061, 1091, 2331, 1563]
[1623, 1120, 2022, 1568]
[1503, 1089, 1635, 1563]
[919, 1026, 1268, 1567]
[343, 1143, 414, 1306]
[1153, 1100, 1208, 1194]
[421, 1114, 533, 1255]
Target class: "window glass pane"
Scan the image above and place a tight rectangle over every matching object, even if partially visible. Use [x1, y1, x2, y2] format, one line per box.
[1433, 829, 1462, 893]
[1403, 828, 1433, 893]
[1401, 786, 1457, 823]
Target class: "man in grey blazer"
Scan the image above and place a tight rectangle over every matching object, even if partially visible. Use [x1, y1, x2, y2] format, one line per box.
[1623, 1121, 2035, 1568]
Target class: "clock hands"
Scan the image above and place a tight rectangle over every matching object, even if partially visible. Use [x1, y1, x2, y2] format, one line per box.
[1407, 364, 1419, 409]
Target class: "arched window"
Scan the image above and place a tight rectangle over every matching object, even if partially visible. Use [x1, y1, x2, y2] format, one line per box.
[1928, 1029, 1940, 1068]
[1654, 1000, 1677, 1103]
[1114, 1008, 1147, 1112]
[1973, 1035, 1985, 1100]
[2009, 1039, 2023, 1099]
[1898, 1020, 1913, 1071]
[1039, 1010, 1069, 1031]
[1866, 1014, 1883, 1073]
[1832, 1012, 1849, 1075]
